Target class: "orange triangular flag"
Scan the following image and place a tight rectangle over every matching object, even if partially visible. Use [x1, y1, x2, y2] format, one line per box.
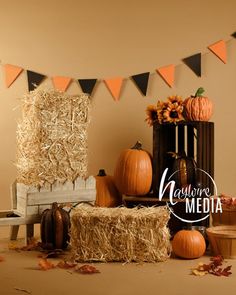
[208, 40, 227, 64]
[4, 64, 23, 88]
[156, 64, 175, 87]
[52, 76, 72, 92]
[104, 77, 123, 101]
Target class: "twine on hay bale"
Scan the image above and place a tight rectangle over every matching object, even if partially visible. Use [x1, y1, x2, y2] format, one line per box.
[16, 88, 90, 186]
[70, 206, 171, 263]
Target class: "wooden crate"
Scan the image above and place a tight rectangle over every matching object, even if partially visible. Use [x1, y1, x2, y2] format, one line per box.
[152, 121, 214, 232]
[15, 176, 96, 217]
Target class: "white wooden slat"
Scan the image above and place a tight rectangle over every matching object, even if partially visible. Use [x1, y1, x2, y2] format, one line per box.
[26, 205, 39, 215]
[51, 181, 73, 192]
[17, 196, 27, 216]
[74, 177, 86, 190]
[16, 183, 29, 197]
[38, 204, 51, 214]
[85, 176, 96, 189]
[39, 182, 52, 193]
[27, 189, 96, 206]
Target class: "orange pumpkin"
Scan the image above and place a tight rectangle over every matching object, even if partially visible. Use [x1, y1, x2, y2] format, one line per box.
[184, 87, 213, 121]
[114, 141, 152, 196]
[95, 169, 122, 207]
[172, 229, 206, 259]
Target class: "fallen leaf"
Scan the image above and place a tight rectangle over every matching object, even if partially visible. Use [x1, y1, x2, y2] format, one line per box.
[38, 259, 55, 271]
[14, 287, 31, 294]
[57, 260, 77, 269]
[192, 269, 208, 277]
[0, 256, 4, 262]
[75, 264, 100, 274]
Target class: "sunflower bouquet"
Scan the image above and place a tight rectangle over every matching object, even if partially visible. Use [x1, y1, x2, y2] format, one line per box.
[145, 95, 184, 126]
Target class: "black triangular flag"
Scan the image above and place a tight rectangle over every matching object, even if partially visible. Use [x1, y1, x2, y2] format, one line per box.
[231, 32, 236, 38]
[131, 72, 150, 96]
[78, 79, 97, 96]
[182, 53, 201, 77]
[27, 70, 46, 91]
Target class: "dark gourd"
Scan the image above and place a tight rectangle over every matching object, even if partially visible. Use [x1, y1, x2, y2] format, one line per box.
[40, 202, 70, 249]
[170, 151, 197, 188]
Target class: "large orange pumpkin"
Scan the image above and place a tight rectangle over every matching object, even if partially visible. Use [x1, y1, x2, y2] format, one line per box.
[172, 229, 206, 259]
[114, 141, 152, 196]
[95, 169, 122, 207]
[184, 87, 213, 121]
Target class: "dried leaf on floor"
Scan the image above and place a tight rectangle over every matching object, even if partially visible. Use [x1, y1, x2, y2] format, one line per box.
[0, 256, 4, 262]
[57, 260, 77, 269]
[14, 287, 31, 294]
[38, 258, 55, 271]
[75, 264, 100, 274]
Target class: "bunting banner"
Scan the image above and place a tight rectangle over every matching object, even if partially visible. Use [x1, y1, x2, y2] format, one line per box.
[182, 53, 201, 77]
[156, 64, 175, 88]
[27, 70, 46, 91]
[1, 31, 236, 99]
[208, 40, 227, 64]
[104, 77, 123, 101]
[131, 72, 150, 96]
[52, 76, 72, 92]
[78, 79, 97, 96]
[4, 64, 23, 88]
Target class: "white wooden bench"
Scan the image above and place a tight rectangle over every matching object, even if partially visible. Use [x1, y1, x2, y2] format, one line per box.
[0, 177, 96, 243]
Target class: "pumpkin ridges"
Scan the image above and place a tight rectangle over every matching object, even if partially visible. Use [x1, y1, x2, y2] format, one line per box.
[172, 229, 206, 259]
[114, 143, 152, 196]
[95, 169, 121, 207]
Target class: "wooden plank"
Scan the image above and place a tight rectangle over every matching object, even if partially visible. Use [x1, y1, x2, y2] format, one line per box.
[10, 181, 17, 209]
[39, 204, 51, 214]
[85, 176, 96, 189]
[177, 125, 185, 154]
[39, 182, 52, 193]
[74, 177, 86, 190]
[27, 189, 96, 205]
[26, 205, 39, 215]
[187, 125, 194, 158]
[16, 196, 27, 216]
[10, 225, 19, 240]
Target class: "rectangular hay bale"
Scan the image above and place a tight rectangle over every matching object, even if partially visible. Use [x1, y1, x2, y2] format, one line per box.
[70, 206, 171, 263]
[16, 88, 90, 186]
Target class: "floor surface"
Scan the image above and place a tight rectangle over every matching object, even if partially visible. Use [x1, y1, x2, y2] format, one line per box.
[0, 225, 236, 295]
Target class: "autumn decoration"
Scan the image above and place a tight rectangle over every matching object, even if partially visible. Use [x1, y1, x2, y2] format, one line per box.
[95, 169, 122, 207]
[184, 87, 213, 121]
[114, 141, 152, 196]
[172, 229, 206, 259]
[145, 95, 184, 125]
[40, 202, 70, 250]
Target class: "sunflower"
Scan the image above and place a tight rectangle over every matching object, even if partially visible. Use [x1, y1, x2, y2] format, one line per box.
[145, 105, 158, 126]
[156, 100, 169, 123]
[167, 95, 184, 105]
[162, 103, 184, 123]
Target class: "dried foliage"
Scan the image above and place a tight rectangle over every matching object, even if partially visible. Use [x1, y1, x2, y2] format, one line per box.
[70, 206, 171, 263]
[192, 255, 232, 277]
[75, 264, 100, 274]
[16, 88, 90, 186]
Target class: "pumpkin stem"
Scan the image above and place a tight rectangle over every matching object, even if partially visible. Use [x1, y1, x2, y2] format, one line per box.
[131, 141, 143, 150]
[167, 151, 187, 159]
[194, 87, 205, 98]
[97, 169, 107, 176]
[52, 202, 58, 210]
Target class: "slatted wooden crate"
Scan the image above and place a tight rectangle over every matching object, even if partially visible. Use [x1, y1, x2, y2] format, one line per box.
[152, 121, 214, 232]
[15, 176, 96, 217]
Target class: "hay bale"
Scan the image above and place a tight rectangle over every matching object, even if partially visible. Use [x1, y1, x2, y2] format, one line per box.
[16, 88, 90, 186]
[70, 206, 171, 263]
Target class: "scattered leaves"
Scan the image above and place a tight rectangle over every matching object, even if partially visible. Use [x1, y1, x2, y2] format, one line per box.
[192, 255, 232, 277]
[9, 238, 41, 252]
[38, 259, 55, 271]
[75, 264, 100, 274]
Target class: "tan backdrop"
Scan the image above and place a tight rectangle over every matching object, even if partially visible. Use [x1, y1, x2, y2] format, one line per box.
[0, 0, 235, 209]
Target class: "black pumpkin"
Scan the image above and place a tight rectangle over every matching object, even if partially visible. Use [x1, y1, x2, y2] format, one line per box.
[40, 202, 70, 249]
[170, 151, 197, 188]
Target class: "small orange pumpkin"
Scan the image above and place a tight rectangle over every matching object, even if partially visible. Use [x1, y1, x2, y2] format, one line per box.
[114, 141, 152, 196]
[172, 229, 206, 259]
[184, 87, 213, 121]
[95, 169, 122, 207]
